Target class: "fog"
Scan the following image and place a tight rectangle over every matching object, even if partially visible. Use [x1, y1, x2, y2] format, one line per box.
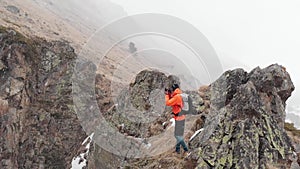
[31, 0, 300, 111]
[32, 0, 127, 36]
[109, 0, 300, 106]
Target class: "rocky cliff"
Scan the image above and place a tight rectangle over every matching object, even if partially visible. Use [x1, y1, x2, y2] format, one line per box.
[0, 27, 86, 168]
[190, 64, 298, 168]
[1, 27, 300, 169]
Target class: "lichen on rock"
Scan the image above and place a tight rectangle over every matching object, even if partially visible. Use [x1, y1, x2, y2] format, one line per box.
[0, 27, 86, 169]
[190, 64, 296, 169]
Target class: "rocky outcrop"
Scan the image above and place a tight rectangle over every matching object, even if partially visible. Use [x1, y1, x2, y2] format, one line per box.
[190, 64, 296, 168]
[0, 27, 86, 168]
[95, 69, 205, 138]
[95, 70, 180, 138]
[1, 27, 298, 169]
[89, 69, 206, 168]
[5, 5, 20, 14]
[91, 65, 299, 168]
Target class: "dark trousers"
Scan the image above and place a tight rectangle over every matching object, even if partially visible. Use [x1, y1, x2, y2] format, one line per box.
[174, 119, 188, 153]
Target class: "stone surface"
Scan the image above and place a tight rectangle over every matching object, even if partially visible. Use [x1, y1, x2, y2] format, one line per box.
[0, 60, 6, 70]
[0, 98, 9, 115]
[5, 5, 20, 14]
[0, 27, 86, 169]
[190, 64, 296, 169]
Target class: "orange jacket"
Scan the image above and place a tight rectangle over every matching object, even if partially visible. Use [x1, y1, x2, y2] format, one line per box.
[165, 88, 185, 121]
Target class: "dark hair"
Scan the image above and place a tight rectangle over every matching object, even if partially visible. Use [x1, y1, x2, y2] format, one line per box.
[171, 84, 180, 91]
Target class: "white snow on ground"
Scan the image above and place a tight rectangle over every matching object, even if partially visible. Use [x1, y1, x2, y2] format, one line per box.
[143, 141, 152, 149]
[162, 118, 175, 129]
[189, 128, 204, 141]
[146, 143, 152, 148]
[71, 133, 94, 169]
[170, 118, 175, 127]
[162, 122, 167, 126]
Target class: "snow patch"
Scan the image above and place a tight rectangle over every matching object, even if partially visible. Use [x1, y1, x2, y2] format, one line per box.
[170, 118, 175, 127]
[189, 128, 204, 141]
[71, 133, 94, 169]
[143, 142, 152, 149]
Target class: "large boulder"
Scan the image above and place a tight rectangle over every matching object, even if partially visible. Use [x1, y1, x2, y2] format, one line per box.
[190, 64, 296, 168]
[95, 69, 181, 138]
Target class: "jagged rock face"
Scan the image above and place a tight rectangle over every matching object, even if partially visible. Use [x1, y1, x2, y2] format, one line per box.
[116, 69, 204, 137]
[190, 64, 295, 168]
[96, 69, 179, 138]
[129, 70, 168, 111]
[0, 27, 86, 168]
[90, 69, 206, 168]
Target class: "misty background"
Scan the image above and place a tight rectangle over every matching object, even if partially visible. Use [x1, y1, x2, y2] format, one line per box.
[110, 0, 300, 128]
[29, 0, 300, 128]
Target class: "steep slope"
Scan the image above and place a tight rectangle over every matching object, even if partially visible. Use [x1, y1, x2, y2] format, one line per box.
[0, 0, 85, 50]
[0, 0, 127, 52]
[0, 27, 86, 168]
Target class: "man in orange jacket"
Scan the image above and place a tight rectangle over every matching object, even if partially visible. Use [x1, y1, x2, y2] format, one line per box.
[165, 83, 189, 157]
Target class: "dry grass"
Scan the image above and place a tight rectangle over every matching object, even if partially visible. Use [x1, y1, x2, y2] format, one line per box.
[285, 122, 300, 137]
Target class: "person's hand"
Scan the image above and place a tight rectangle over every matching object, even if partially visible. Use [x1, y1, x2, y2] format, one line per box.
[164, 88, 170, 95]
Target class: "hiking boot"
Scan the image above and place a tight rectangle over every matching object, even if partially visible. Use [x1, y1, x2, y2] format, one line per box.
[172, 151, 181, 158]
[183, 151, 191, 158]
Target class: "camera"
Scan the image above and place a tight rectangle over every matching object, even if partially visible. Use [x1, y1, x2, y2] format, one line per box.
[164, 88, 172, 95]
